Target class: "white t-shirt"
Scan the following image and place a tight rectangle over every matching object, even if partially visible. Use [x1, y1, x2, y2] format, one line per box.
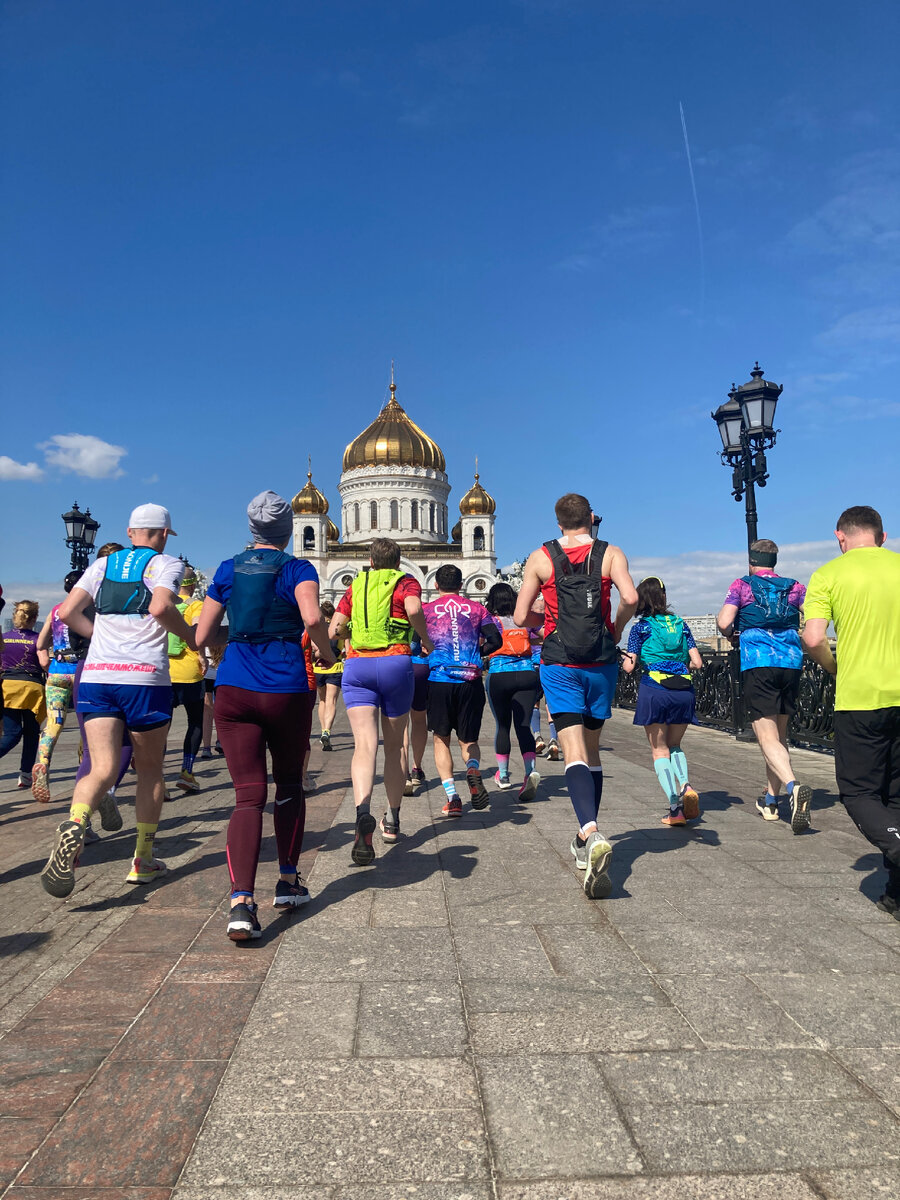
[79, 551, 185, 687]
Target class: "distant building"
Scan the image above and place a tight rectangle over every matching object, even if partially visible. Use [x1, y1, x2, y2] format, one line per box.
[291, 372, 498, 603]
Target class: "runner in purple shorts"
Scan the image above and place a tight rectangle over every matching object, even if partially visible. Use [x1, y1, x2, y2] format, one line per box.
[330, 538, 433, 862]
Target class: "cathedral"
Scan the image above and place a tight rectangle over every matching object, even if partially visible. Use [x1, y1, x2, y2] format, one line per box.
[290, 373, 498, 603]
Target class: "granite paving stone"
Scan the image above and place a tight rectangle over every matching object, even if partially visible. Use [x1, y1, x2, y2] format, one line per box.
[109, 980, 261, 1060]
[231, 981, 360, 1061]
[267, 927, 458, 982]
[656, 974, 816, 1048]
[749, 971, 900, 1047]
[453, 925, 556, 980]
[811, 1165, 900, 1197]
[498, 1177, 822, 1199]
[832, 1047, 900, 1113]
[356, 981, 468, 1057]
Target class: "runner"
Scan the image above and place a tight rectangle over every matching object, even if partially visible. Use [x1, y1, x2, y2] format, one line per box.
[485, 582, 541, 800]
[423, 565, 502, 817]
[196, 491, 333, 941]
[404, 631, 430, 796]
[329, 538, 433, 858]
[622, 576, 704, 826]
[314, 599, 344, 751]
[30, 574, 84, 803]
[40, 504, 192, 897]
[1, 601, 45, 790]
[199, 644, 222, 759]
[716, 539, 811, 831]
[514, 493, 637, 899]
[802, 506, 900, 917]
[168, 564, 206, 794]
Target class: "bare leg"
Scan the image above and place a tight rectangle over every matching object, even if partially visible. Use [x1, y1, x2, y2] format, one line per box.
[347, 705, 380, 810]
[202, 691, 215, 751]
[459, 739, 481, 764]
[433, 733, 455, 783]
[381, 713, 409, 810]
[410, 708, 428, 770]
[322, 685, 338, 734]
[129, 724, 169, 826]
[753, 714, 794, 794]
[70, 718, 125, 811]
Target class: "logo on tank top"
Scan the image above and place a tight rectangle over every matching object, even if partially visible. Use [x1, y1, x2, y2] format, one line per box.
[433, 597, 472, 661]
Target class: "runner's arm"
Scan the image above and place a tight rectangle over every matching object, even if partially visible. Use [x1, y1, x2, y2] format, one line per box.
[35, 613, 53, 669]
[801, 618, 836, 675]
[195, 596, 226, 653]
[513, 550, 547, 628]
[716, 603, 739, 637]
[689, 647, 704, 671]
[58, 587, 95, 640]
[329, 610, 348, 640]
[150, 588, 197, 651]
[607, 546, 638, 640]
[621, 651, 637, 674]
[404, 595, 434, 656]
[479, 620, 502, 656]
[295, 580, 334, 668]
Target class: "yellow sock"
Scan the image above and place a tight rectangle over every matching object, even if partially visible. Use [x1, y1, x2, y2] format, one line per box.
[134, 823, 157, 862]
[70, 802, 92, 826]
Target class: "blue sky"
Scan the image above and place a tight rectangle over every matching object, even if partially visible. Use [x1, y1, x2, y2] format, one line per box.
[2, 0, 898, 616]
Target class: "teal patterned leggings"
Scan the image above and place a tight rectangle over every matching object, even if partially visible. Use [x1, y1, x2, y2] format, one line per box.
[38, 673, 74, 768]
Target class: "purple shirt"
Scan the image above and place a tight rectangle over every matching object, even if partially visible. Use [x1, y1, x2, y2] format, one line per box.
[723, 570, 806, 611]
[1, 627, 42, 683]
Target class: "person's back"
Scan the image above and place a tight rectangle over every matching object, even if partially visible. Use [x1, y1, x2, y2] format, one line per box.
[424, 592, 493, 682]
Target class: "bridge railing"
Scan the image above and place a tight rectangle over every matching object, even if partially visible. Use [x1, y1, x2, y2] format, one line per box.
[613, 650, 835, 751]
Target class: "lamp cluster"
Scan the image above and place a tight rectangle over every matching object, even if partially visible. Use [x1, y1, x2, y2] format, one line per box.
[61, 502, 100, 573]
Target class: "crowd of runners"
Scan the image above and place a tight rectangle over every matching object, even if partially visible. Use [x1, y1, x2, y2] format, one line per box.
[1, 492, 898, 938]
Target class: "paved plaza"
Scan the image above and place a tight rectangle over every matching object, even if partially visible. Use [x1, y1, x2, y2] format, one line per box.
[1, 709, 899, 1199]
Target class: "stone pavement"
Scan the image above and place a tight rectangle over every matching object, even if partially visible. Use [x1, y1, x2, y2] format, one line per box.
[1, 707, 898, 1199]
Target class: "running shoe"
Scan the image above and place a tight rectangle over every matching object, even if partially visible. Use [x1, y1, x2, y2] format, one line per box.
[227, 901, 261, 941]
[17, 773, 30, 789]
[320, 730, 332, 751]
[534, 736, 546, 756]
[214, 742, 225, 756]
[126, 856, 168, 885]
[494, 770, 513, 790]
[273, 875, 310, 910]
[31, 763, 50, 804]
[303, 775, 315, 794]
[756, 793, 780, 821]
[98, 790, 123, 832]
[570, 835, 588, 870]
[83, 820, 100, 845]
[547, 740, 561, 761]
[466, 769, 490, 810]
[404, 775, 416, 796]
[163, 789, 176, 803]
[680, 784, 701, 821]
[583, 831, 613, 900]
[875, 894, 900, 921]
[40, 819, 86, 898]
[519, 771, 540, 802]
[176, 770, 200, 794]
[441, 795, 463, 819]
[661, 806, 687, 827]
[789, 783, 812, 835]
[199, 747, 213, 761]
[351, 812, 377, 866]
[380, 813, 400, 843]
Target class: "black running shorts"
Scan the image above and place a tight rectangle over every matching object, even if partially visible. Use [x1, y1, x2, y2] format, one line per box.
[741, 666, 801, 722]
[427, 679, 486, 741]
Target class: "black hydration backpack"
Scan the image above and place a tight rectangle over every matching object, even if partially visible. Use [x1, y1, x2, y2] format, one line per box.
[540, 539, 617, 666]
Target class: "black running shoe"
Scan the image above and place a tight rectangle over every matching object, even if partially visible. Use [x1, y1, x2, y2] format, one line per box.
[351, 812, 377, 866]
[466, 769, 490, 810]
[875, 893, 900, 921]
[789, 783, 812, 834]
[40, 820, 86, 898]
[273, 876, 311, 910]
[320, 731, 332, 751]
[227, 902, 262, 942]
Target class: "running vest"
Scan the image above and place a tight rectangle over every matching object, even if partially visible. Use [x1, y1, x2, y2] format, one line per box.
[226, 549, 304, 645]
[735, 575, 801, 632]
[540, 539, 617, 666]
[349, 568, 411, 652]
[639, 614, 691, 682]
[167, 602, 190, 656]
[94, 547, 159, 616]
[489, 617, 532, 660]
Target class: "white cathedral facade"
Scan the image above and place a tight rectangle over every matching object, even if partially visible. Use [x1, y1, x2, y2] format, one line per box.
[291, 375, 498, 603]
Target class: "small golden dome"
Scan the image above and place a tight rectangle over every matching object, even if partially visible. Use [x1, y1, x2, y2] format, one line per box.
[326, 517, 339, 542]
[459, 472, 495, 516]
[451, 520, 462, 543]
[342, 377, 446, 473]
[291, 471, 329, 515]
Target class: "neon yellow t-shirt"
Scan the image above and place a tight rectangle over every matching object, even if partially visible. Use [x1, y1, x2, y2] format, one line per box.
[803, 546, 900, 711]
[168, 598, 205, 684]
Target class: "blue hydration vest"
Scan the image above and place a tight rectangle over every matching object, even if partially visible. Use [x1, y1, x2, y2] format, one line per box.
[94, 547, 159, 616]
[639, 614, 690, 678]
[226, 549, 304, 645]
[736, 575, 801, 632]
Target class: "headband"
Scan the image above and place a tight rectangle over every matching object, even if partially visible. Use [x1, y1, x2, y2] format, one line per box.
[748, 550, 777, 568]
[640, 576, 665, 590]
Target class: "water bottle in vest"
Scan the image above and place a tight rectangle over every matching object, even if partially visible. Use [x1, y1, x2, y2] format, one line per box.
[349, 568, 411, 651]
[541, 539, 617, 666]
[94, 547, 159, 616]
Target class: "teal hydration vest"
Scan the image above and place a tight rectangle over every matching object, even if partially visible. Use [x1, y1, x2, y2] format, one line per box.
[226, 549, 304, 644]
[94, 547, 159, 616]
[639, 614, 690, 681]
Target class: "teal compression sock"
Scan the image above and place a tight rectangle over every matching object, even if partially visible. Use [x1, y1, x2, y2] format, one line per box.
[653, 757, 678, 807]
[669, 747, 689, 789]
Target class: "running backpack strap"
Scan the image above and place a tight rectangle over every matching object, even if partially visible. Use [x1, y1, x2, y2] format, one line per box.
[543, 540, 572, 577]
[586, 539, 609, 578]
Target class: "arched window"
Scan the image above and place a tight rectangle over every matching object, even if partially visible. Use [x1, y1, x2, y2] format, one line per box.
[429, 502, 435, 532]
[303, 525, 316, 552]
[473, 525, 485, 552]
[410, 500, 418, 530]
[370, 501, 378, 530]
[390, 500, 399, 530]
[353, 503, 360, 532]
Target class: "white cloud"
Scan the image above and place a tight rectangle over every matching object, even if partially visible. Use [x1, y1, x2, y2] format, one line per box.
[40, 434, 127, 479]
[0, 456, 44, 482]
[817, 306, 900, 351]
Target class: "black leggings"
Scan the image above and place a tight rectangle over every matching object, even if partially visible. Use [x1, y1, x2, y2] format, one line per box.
[487, 670, 540, 757]
[173, 684, 204, 760]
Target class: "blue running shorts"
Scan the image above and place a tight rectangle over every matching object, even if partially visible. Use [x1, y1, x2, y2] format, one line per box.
[342, 656, 414, 718]
[78, 682, 174, 731]
[539, 663, 618, 722]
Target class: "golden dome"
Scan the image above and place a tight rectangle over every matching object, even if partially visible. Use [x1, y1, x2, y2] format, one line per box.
[291, 470, 329, 515]
[459, 472, 495, 516]
[342, 378, 446, 473]
[326, 517, 340, 542]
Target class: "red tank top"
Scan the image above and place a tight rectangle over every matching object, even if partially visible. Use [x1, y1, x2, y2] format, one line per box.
[540, 542, 615, 644]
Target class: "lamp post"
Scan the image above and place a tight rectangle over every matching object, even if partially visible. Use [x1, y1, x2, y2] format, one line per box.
[61, 502, 100, 573]
[711, 363, 783, 553]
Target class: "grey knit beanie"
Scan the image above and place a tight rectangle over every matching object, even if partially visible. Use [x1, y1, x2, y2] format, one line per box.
[247, 491, 293, 544]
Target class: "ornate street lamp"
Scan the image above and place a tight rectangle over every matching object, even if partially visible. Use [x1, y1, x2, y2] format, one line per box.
[711, 363, 783, 552]
[61, 501, 101, 573]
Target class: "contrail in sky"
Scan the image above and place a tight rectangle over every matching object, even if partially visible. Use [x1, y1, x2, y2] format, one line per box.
[679, 100, 705, 319]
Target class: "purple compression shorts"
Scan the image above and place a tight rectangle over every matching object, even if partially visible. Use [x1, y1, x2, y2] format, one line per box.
[341, 656, 414, 718]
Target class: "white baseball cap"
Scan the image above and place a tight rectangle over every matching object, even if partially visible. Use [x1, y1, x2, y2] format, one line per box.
[128, 503, 178, 534]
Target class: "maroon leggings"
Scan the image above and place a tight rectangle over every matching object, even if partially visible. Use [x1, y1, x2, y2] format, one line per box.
[215, 685, 313, 896]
